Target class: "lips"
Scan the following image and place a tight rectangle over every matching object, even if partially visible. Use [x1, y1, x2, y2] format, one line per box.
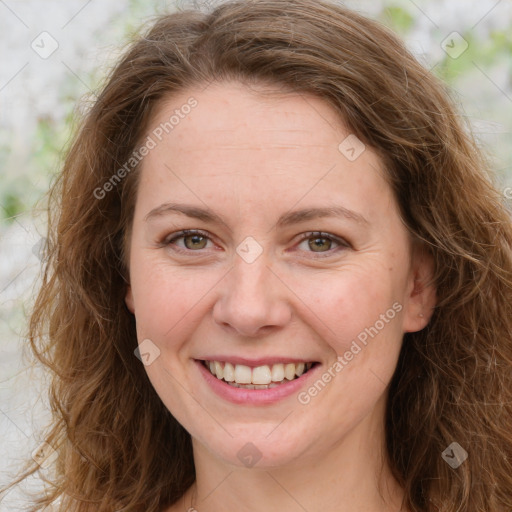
[195, 358, 321, 405]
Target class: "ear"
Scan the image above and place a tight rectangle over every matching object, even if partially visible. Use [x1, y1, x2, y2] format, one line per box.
[125, 285, 135, 314]
[402, 243, 437, 333]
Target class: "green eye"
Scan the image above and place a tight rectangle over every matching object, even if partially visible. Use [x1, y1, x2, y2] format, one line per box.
[308, 236, 333, 252]
[296, 231, 349, 256]
[165, 230, 213, 251]
[183, 234, 208, 250]
[164, 230, 348, 256]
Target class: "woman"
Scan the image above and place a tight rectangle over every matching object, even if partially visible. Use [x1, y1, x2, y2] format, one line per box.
[8, 0, 512, 510]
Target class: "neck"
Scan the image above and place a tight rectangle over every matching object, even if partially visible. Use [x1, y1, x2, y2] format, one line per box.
[184, 399, 406, 512]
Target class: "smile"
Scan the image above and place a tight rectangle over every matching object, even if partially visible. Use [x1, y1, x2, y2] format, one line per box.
[202, 360, 316, 389]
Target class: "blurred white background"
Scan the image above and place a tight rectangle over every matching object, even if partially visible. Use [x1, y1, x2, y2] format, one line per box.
[1, 0, 511, 509]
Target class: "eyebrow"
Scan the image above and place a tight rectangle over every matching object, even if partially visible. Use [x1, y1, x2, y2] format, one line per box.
[144, 202, 369, 226]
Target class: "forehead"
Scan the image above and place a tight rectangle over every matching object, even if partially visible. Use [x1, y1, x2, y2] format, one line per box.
[152, 81, 348, 153]
[136, 81, 395, 224]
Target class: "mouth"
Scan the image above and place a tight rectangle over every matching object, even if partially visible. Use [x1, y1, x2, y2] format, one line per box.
[201, 359, 318, 389]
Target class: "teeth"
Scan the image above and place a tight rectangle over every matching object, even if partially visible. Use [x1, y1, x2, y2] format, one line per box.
[204, 360, 314, 387]
[252, 365, 271, 385]
[284, 363, 296, 380]
[227, 382, 280, 389]
[271, 363, 284, 382]
[234, 364, 252, 384]
[214, 361, 224, 380]
[223, 362, 235, 382]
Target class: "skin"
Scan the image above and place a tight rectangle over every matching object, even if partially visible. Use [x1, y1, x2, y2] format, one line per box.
[125, 81, 436, 512]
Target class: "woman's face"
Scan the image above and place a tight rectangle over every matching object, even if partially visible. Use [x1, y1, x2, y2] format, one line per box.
[125, 81, 434, 468]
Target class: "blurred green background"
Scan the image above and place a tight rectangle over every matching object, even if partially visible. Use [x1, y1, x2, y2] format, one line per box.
[0, 0, 510, 506]
[1, 0, 511, 226]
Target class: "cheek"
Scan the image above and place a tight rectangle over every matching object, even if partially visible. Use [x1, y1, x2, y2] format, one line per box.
[129, 257, 219, 344]
[290, 264, 401, 351]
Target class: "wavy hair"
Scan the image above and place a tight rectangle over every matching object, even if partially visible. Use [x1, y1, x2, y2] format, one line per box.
[6, 0, 512, 510]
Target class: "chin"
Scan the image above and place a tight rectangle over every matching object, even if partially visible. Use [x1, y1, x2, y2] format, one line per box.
[194, 424, 317, 470]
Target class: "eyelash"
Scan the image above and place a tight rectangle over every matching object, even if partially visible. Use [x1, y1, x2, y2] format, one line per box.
[162, 229, 350, 257]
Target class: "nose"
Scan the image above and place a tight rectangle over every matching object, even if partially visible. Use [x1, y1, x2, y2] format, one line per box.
[212, 255, 293, 338]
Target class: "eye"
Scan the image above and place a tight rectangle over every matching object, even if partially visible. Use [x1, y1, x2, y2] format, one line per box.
[296, 232, 349, 255]
[161, 230, 349, 257]
[164, 230, 214, 251]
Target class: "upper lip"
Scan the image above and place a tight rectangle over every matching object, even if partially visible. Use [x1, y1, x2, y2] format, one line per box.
[196, 356, 317, 367]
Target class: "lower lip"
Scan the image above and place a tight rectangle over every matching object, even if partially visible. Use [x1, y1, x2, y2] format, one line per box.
[195, 360, 320, 405]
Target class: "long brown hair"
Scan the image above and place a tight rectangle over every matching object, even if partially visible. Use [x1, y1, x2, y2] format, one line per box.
[7, 0, 512, 510]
